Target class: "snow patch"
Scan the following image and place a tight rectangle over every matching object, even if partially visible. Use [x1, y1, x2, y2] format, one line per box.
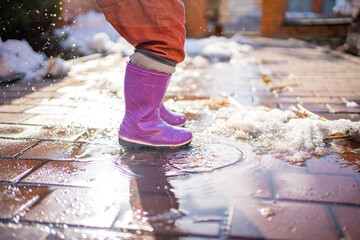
[208, 103, 360, 162]
[0, 39, 69, 81]
[185, 36, 253, 61]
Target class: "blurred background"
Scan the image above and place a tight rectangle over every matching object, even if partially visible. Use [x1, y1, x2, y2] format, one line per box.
[0, 0, 359, 57]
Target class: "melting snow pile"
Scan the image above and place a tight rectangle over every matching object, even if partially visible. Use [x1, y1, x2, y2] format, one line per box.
[55, 11, 133, 56]
[0, 38, 69, 82]
[185, 33, 253, 61]
[206, 100, 360, 162]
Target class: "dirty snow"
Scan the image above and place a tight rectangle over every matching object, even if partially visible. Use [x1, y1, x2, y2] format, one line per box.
[0, 38, 69, 81]
[170, 96, 360, 162]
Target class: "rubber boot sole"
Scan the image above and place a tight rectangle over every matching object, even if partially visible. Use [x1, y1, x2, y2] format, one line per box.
[118, 136, 192, 149]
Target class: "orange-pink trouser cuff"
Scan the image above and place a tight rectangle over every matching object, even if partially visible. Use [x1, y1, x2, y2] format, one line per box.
[96, 0, 186, 64]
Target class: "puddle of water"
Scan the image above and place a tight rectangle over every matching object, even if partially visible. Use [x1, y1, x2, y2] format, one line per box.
[10, 53, 357, 236]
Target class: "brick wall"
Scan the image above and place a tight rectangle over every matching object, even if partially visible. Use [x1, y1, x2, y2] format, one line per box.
[261, 0, 350, 38]
[261, 0, 286, 36]
[184, 0, 209, 38]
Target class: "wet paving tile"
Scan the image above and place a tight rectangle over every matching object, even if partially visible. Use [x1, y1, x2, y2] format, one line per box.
[228, 199, 338, 240]
[21, 114, 77, 126]
[25, 126, 85, 141]
[320, 113, 360, 121]
[58, 228, 156, 240]
[211, 170, 272, 199]
[280, 103, 328, 113]
[18, 141, 86, 160]
[296, 97, 343, 104]
[114, 192, 222, 237]
[0, 223, 50, 240]
[21, 160, 129, 189]
[0, 185, 48, 220]
[0, 124, 31, 138]
[0, 124, 85, 141]
[332, 206, 360, 240]
[273, 172, 360, 205]
[75, 128, 117, 143]
[0, 113, 34, 124]
[254, 154, 307, 173]
[0, 158, 43, 183]
[22, 188, 125, 228]
[24, 106, 73, 115]
[23, 91, 63, 99]
[0, 139, 38, 158]
[307, 154, 360, 175]
[326, 104, 360, 113]
[314, 90, 358, 97]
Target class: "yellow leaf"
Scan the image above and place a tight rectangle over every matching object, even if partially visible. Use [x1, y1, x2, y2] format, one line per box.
[262, 76, 271, 83]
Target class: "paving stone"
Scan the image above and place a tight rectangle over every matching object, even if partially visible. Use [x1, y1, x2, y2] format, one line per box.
[326, 104, 360, 113]
[114, 193, 222, 237]
[211, 170, 272, 199]
[255, 154, 307, 173]
[273, 172, 360, 205]
[0, 124, 84, 141]
[0, 113, 34, 124]
[0, 139, 38, 158]
[27, 126, 85, 141]
[22, 188, 125, 228]
[18, 141, 86, 160]
[0, 97, 29, 105]
[22, 114, 77, 126]
[75, 128, 117, 143]
[228, 199, 338, 240]
[58, 228, 156, 240]
[0, 158, 43, 183]
[1, 90, 32, 98]
[0, 185, 48, 220]
[332, 206, 360, 240]
[0, 104, 33, 113]
[307, 154, 360, 175]
[0, 223, 50, 240]
[0, 124, 31, 138]
[314, 90, 358, 97]
[296, 97, 343, 104]
[24, 106, 73, 115]
[23, 91, 63, 99]
[21, 160, 129, 189]
[320, 113, 360, 121]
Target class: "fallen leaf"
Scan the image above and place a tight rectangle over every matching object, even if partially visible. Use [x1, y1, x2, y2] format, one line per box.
[262, 76, 271, 83]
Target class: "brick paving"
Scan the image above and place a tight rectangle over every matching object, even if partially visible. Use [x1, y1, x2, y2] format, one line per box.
[0, 38, 359, 239]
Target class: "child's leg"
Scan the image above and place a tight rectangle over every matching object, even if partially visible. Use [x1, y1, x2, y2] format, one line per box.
[96, 0, 186, 64]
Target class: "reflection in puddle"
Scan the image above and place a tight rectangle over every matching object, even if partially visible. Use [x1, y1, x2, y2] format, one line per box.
[115, 134, 244, 178]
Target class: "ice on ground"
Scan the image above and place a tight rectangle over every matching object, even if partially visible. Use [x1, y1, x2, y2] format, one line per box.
[0, 39, 69, 81]
[55, 11, 133, 56]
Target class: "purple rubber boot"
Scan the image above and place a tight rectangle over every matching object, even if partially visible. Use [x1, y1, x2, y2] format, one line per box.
[159, 104, 187, 127]
[118, 62, 192, 148]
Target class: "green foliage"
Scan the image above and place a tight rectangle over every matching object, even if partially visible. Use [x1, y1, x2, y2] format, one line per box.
[0, 0, 62, 55]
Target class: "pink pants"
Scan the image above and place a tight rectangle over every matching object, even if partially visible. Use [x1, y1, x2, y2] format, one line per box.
[96, 0, 186, 64]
